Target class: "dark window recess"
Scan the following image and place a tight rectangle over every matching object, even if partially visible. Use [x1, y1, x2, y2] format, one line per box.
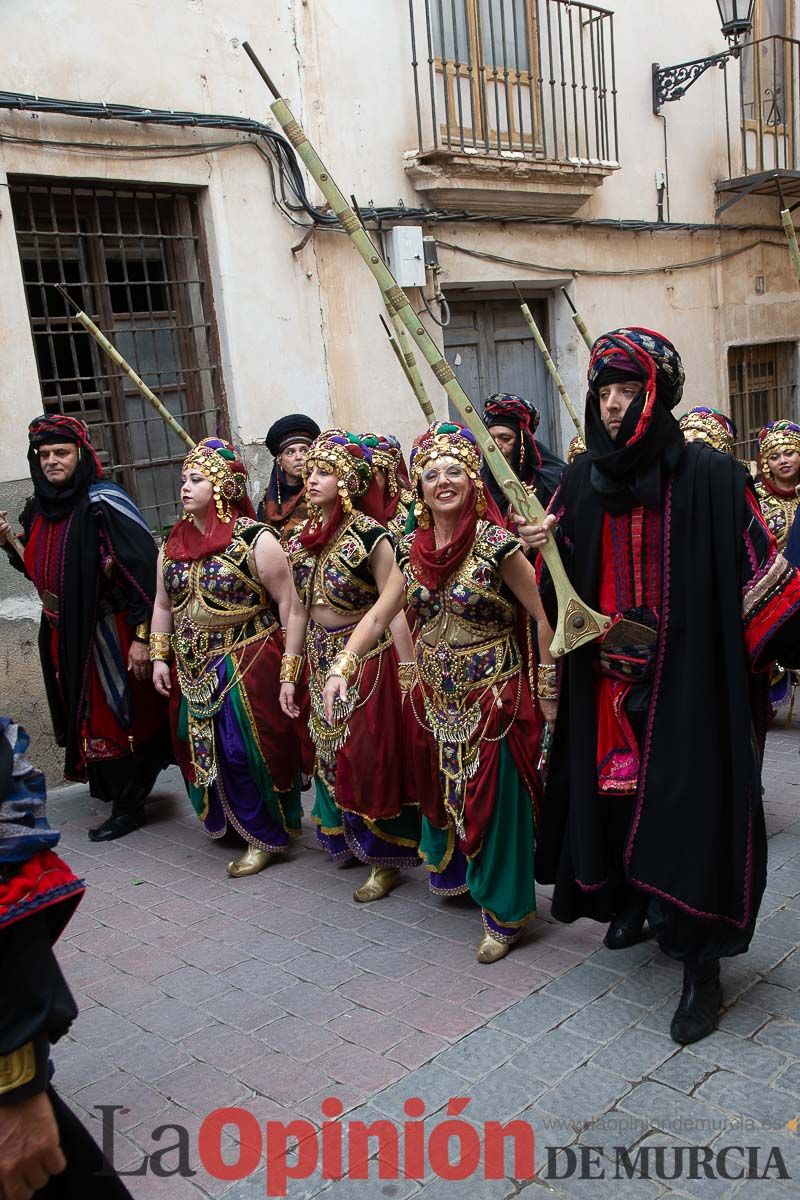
[10, 177, 226, 533]
[728, 341, 797, 465]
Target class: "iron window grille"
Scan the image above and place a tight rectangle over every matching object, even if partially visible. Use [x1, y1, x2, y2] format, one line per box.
[729, 340, 798, 463]
[9, 176, 226, 533]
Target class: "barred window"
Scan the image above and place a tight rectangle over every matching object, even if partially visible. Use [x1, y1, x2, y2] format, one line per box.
[10, 177, 226, 533]
[729, 341, 798, 464]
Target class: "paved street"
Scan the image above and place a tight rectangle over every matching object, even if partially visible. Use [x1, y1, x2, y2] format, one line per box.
[48, 726, 800, 1199]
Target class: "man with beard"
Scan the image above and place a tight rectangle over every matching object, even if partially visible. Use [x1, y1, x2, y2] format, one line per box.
[0, 415, 171, 841]
[482, 393, 565, 522]
[258, 413, 321, 544]
[516, 328, 800, 1044]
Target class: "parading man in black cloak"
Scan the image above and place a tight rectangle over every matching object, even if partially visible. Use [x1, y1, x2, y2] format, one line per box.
[0, 415, 171, 841]
[482, 393, 565, 522]
[517, 327, 800, 1045]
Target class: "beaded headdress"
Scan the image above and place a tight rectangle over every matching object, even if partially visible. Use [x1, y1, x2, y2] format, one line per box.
[182, 437, 249, 524]
[758, 420, 800, 480]
[409, 422, 486, 526]
[358, 432, 408, 497]
[303, 428, 373, 517]
[679, 406, 736, 456]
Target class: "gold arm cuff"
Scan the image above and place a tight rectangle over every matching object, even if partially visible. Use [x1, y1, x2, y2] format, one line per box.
[280, 653, 304, 683]
[326, 650, 360, 684]
[134, 621, 150, 641]
[0, 1042, 35, 1095]
[149, 632, 173, 663]
[537, 662, 558, 701]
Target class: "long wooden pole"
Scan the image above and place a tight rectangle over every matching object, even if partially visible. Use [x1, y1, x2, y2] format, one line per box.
[385, 301, 436, 423]
[513, 285, 583, 438]
[243, 42, 608, 657]
[562, 288, 594, 351]
[776, 180, 800, 287]
[54, 286, 196, 450]
[350, 198, 435, 423]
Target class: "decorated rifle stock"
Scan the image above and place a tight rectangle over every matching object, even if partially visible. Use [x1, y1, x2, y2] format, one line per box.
[243, 43, 608, 657]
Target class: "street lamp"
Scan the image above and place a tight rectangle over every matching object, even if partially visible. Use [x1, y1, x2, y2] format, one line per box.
[652, 0, 755, 114]
[716, 0, 756, 42]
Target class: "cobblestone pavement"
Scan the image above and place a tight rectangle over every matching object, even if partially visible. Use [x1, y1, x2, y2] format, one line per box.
[47, 727, 800, 1199]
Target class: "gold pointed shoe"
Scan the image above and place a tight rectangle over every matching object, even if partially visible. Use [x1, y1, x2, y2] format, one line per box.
[353, 866, 400, 904]
[227, 847, 273, 878]
[477, 932, 511, 964]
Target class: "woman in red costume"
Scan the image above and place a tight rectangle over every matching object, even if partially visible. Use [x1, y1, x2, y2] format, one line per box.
[323, 422, 557, 962]
[280, 429, 418, 904]
[151, 437, 305, 878]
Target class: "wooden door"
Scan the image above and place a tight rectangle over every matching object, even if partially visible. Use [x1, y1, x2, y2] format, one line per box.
[443, 297, 559, 453]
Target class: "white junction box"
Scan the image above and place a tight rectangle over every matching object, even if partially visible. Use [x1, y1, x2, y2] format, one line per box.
[384, 225, 426, 288]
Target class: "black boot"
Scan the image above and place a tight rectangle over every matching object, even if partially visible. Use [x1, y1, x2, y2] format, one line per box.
[604, 890, 650, 950]
[670, 958, 722, 1045]
[88, 805, 146, 842]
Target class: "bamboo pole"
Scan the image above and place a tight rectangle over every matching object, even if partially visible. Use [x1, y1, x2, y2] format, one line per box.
[243, 42, 608, 657]
[54, 286, 196, 450]
[350, 194, 435, 424]
[385, 301, 436, 423]
[561, 288, 594, 351]
[513, 285, 583, 438]
[379, 312, 418, 393]
[776, 180, 800, 287]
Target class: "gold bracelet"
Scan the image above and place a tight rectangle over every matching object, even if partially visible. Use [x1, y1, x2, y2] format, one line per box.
[397, 661, 417, 695]
[149, 632, 173, 663]
[0, 1042, 35, 1095]
[280, 653, 303, 683]
[537, 663, 558, 701]
[134, 621, 150, 642]
[327, 650, 360, 684]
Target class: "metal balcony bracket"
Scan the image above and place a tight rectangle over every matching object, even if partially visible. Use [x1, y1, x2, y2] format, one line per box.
[652, 51, 733, 114]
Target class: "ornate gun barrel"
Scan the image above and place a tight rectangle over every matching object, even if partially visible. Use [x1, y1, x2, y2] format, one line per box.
[54, 285, 196, 450]
[513, 285, 583, 439]
[243, 42, 608, 657]
[385, 302, 435, 423]
[562, 288, 595, 351]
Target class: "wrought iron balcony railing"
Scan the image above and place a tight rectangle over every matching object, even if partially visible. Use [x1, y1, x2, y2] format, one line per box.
[408, 0, 619, 169]
[718, 35, 800, 202]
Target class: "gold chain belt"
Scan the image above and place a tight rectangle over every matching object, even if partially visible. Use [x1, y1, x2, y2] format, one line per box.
[416, 634, 519, 704]
[175, 612, 278, 712]
[307, 622, 392, 757]
[172, 596, 271, 630]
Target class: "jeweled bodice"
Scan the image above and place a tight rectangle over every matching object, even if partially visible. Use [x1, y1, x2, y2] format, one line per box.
[289, 513, 390, 617]
[163, 518, 278, 655]
[397, 520, 521, 647]
[756, 480, 800, 551]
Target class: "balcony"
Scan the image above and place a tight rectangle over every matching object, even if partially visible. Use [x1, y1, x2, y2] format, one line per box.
[405, 0, 620, 216]
[717, 35, 800, 214]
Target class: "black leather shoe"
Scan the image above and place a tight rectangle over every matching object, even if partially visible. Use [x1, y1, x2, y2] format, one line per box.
[88, 810, 146, 842]
[603, 894, 649, 950]
[670, 959, 722, 1044]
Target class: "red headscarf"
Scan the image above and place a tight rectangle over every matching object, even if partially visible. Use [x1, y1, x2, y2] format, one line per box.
[408, 422, 504, 590]
[164, 438, 255, 562]
[298, 430, 379, 555]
